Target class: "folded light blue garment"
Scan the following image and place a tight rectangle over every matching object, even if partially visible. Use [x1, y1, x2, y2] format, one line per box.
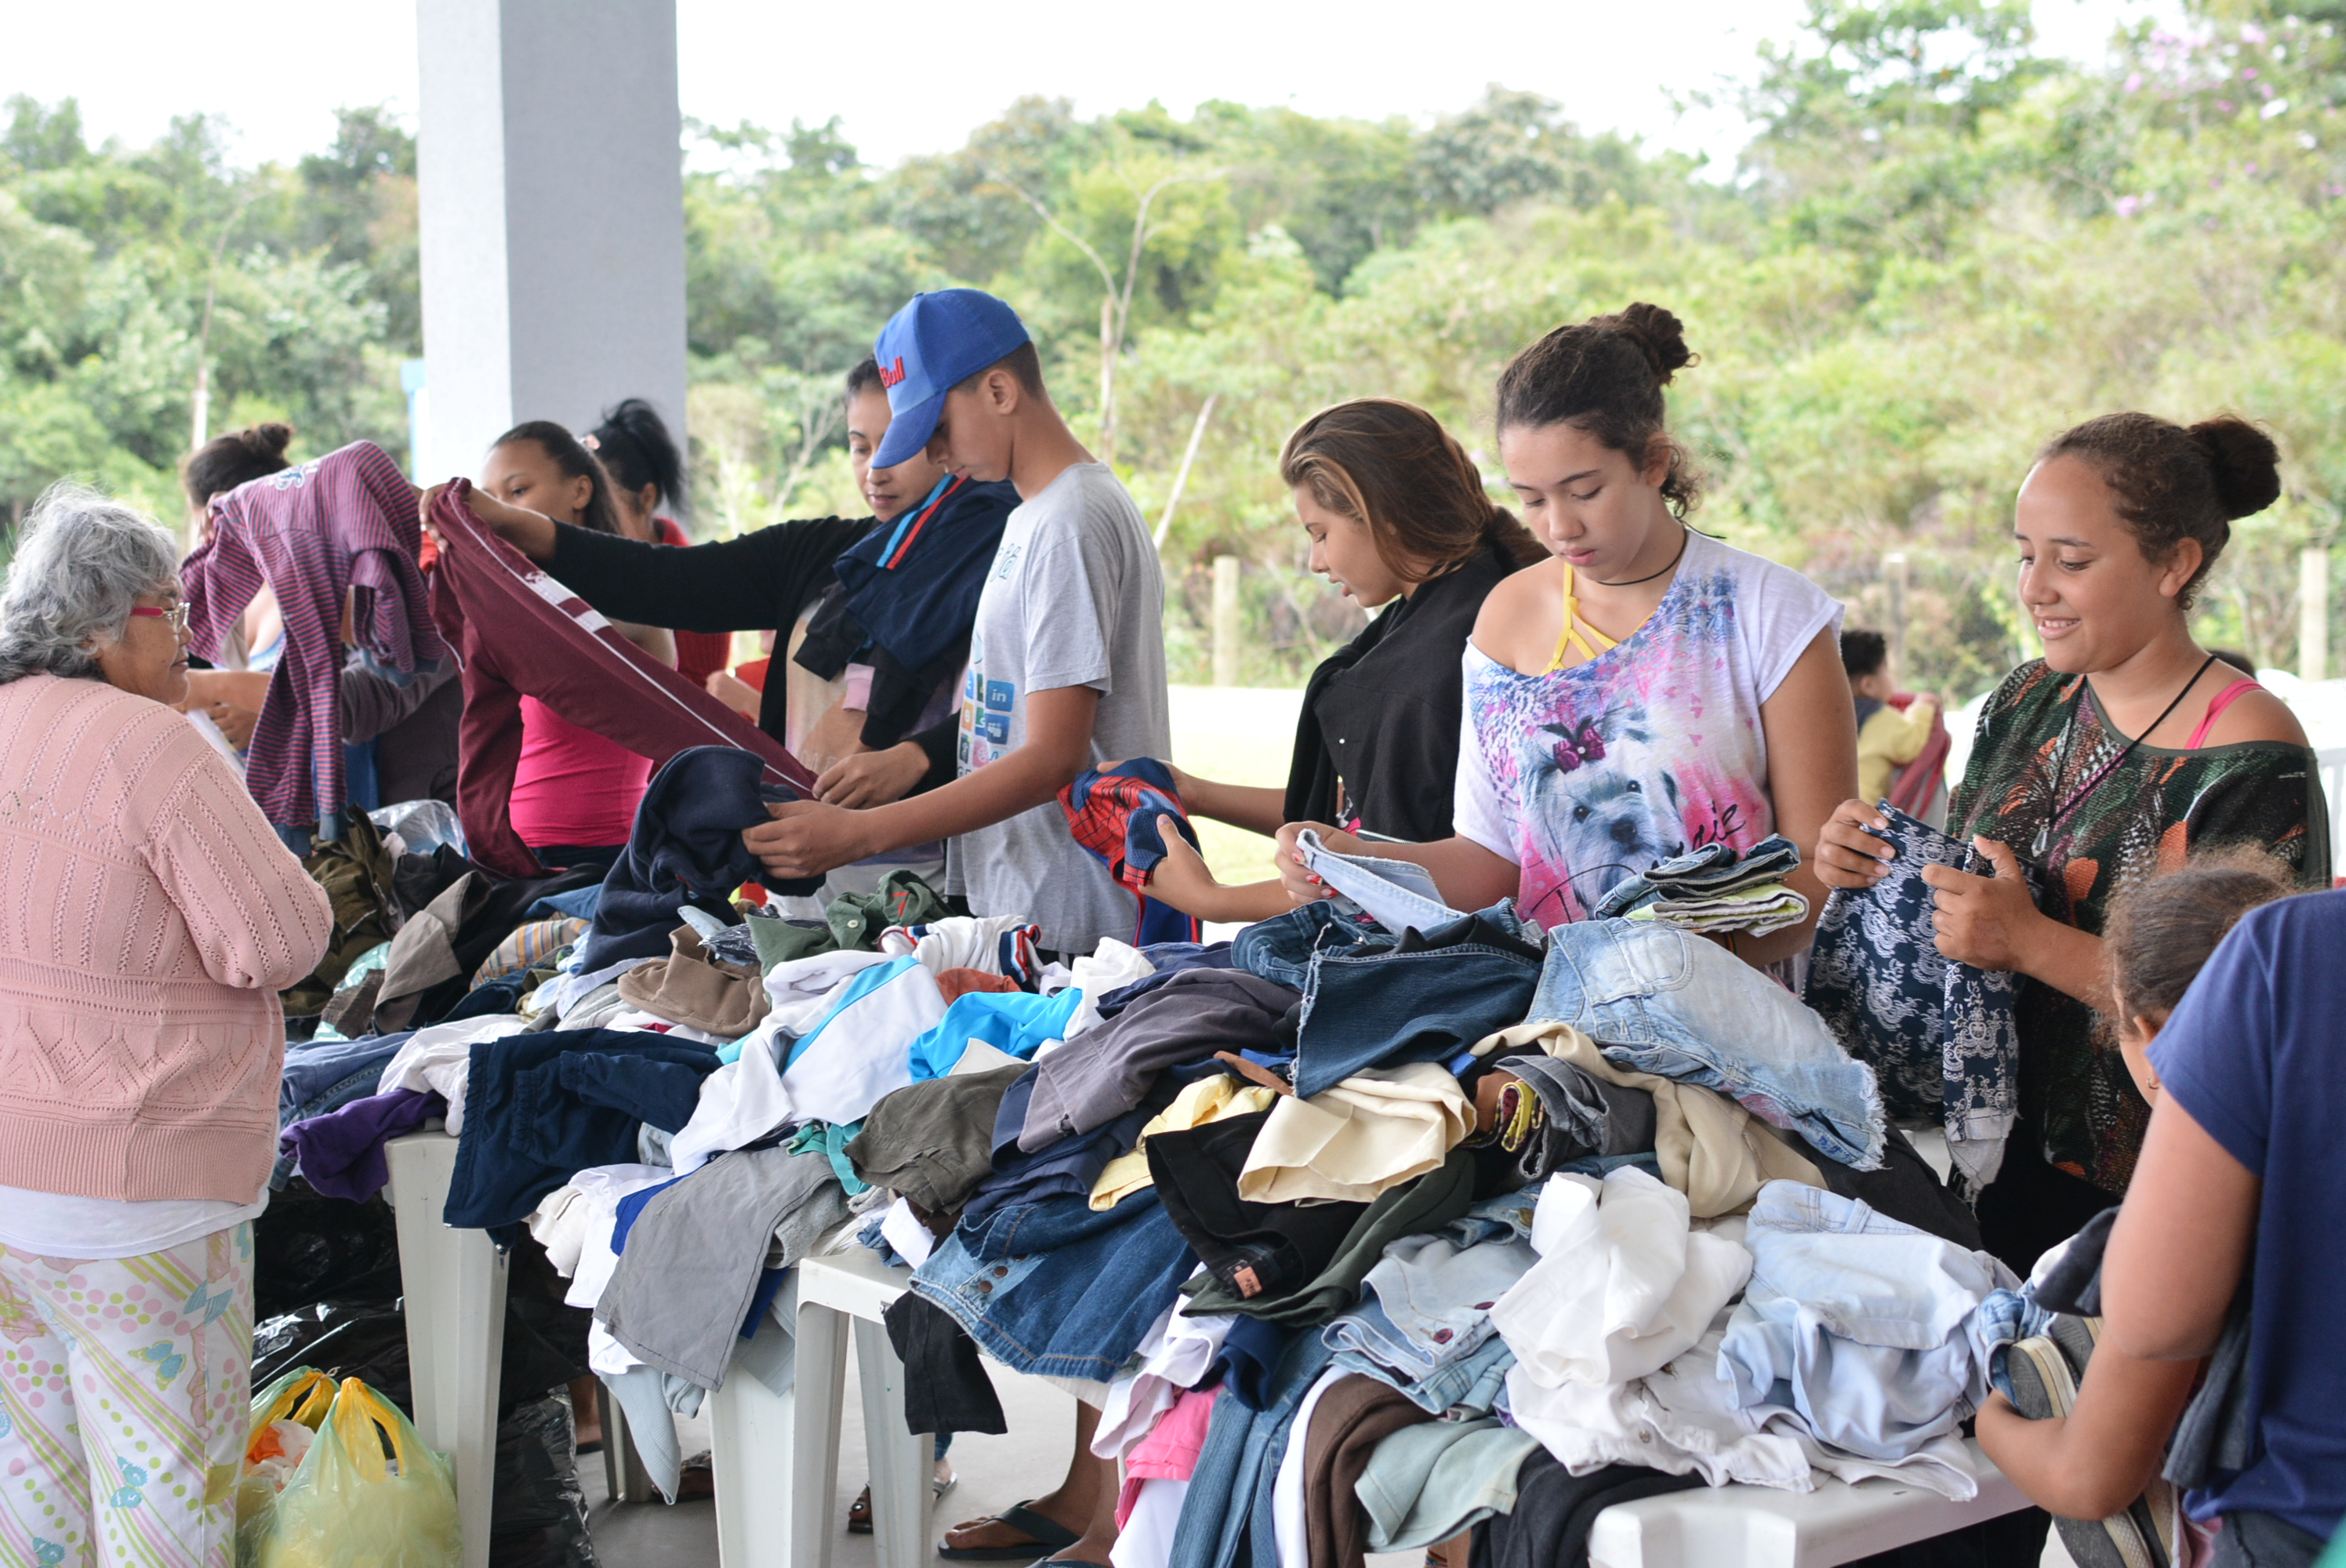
[1295, 828, 1463, 936]
[1356, 1417, 1542, 1552]
[1718, 1181, 2018, 1461]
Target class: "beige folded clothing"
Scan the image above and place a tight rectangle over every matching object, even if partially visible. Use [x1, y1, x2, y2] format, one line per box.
[1237, 1061, 1473, 1205]
[1473, 1021, 1822, 1218]
[1091, 1073, 1280, 1210]
[615, 925, 774, 1037]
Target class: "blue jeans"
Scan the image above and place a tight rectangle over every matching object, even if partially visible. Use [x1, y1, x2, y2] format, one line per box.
[1531, 916, 1887, 1170]
[1169, 1330, 1338, 1568]
[1330, 1324, 1515, 1416]
[1293, 905, 1544, 1098]
[909, 1189, 1196, 1383]
[1232, 901, 1384, 992]
[1295, 829, 1462, 935]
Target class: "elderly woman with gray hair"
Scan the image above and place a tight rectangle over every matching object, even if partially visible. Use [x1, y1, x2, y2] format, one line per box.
[0, 482, 331, 1567]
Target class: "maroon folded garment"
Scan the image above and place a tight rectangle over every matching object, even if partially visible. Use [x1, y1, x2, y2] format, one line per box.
[427, 481, 815, 877]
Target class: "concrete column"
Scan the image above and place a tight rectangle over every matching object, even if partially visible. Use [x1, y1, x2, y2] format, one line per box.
[414, 0, 688, 486]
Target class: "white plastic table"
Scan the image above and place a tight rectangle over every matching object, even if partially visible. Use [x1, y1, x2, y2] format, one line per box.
[387, 1130, 2036, 1568]
[717, 1246, 932, 1568]
[383, 1131, 507, 1568]
[1584, 1445, 2027, 1566]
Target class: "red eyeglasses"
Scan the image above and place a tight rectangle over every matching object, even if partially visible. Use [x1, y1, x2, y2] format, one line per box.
[129, 604, 192, 632]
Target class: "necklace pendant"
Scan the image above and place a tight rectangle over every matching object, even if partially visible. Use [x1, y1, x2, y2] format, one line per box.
[2031, 825, 2050, 859]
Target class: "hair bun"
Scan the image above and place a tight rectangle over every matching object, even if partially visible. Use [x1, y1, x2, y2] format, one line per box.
[242, 423, 293, 460]
[1613, 302, 1695, 385]
[2188, 416, 2281, 520]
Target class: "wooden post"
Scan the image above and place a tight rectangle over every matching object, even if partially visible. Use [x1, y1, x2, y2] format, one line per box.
[2301, 546, 2328, 683]
[1212, 554, 1241, 688]
[1883, 550, 1909, 683]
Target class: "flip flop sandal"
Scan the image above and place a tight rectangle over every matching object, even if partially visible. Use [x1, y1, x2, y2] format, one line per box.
[936, 1500, 1083, 1562]
[2005, 1314, 2175, 1568]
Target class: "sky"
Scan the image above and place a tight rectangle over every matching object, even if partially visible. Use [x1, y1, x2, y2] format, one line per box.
[9, 0, 2178, 175]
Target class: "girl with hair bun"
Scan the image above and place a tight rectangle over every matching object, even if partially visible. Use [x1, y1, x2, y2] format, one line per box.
[1277, 304, 1858, 967]
[1147, 398, 1544, 923]
[1816, 409, 2326, 1273]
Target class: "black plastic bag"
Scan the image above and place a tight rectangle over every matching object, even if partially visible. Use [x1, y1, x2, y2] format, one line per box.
[492, 1390, 597, 1568]
[253, 1185, 405, 1319]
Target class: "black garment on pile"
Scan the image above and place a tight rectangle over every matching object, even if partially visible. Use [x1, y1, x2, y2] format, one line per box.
[1811, 1126, 1985, 1250]
[1469, 1453, 1705, 1568]
[1284, 539, 1517, 842]
[883, 1293, 1008, 1437]
[579, 746, 818, 975]
[1148, 1111, 1367, 1303]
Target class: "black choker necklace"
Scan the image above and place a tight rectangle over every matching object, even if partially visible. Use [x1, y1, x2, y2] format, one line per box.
[1592, 526, 1690, 588]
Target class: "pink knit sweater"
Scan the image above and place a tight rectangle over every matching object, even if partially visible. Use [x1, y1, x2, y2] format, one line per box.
[0, 673, 334, 1202]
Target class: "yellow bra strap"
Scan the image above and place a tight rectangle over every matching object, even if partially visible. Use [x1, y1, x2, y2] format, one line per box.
[1543, 564, 1620, 674]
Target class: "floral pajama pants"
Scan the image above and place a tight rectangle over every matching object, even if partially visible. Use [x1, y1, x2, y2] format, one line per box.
[0, 1225, 254, 1568]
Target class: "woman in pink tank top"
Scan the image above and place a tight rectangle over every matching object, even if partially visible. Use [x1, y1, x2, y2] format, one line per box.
[479, 422, 677, 869]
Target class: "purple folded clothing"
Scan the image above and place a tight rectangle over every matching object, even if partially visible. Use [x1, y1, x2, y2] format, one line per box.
[281, 1087, 445, 1202]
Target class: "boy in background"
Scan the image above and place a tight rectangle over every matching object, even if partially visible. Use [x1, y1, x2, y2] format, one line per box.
[1842, 627, 1939, 807]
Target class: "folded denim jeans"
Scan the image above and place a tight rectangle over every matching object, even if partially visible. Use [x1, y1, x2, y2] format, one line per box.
[1232, 902, 1386, 993]
[1293, 905, 1544, 1099]
[1331, 1321, 1516, 1417]
[1346, 1226, 1536, 1379]
[1529, 917, 1886, 1170]
[910, 1186, 1197, 1383]
[1590, 833, 1803, 919]
[1294, 828, 1464, 936]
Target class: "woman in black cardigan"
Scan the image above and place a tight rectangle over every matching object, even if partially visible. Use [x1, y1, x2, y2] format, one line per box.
[1149, 399, 1544, 924]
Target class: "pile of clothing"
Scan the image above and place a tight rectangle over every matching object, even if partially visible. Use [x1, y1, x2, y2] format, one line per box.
[271, 752, 2037, 1560]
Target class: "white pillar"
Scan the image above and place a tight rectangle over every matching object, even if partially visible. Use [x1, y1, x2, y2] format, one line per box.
[414, 0, 688, 486]
[2301, 546, 2329, 684]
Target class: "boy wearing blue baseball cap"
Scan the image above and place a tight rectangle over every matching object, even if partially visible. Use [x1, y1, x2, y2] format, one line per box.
[747, 289, 1172, 960]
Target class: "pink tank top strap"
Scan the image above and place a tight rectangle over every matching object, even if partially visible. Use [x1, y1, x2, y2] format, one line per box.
[2184, 677, 2261, 750]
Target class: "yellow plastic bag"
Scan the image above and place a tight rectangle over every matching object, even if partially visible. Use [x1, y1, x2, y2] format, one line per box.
[236, 1367, 340, 1565]
[254, 1377, 460, 1568]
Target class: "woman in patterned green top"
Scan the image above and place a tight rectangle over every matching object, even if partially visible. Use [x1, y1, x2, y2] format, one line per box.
[1817, 411, 2326, 1271]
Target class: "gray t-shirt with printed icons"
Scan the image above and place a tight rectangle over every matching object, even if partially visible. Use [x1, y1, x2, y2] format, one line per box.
[949, 462, 1171, 954]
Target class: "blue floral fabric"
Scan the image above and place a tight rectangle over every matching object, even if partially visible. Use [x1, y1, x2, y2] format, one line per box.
[1803, 805, 2040, 1195]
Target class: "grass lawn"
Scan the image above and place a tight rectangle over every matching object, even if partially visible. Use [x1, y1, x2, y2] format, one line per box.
[1166, 685, 1305, 891]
